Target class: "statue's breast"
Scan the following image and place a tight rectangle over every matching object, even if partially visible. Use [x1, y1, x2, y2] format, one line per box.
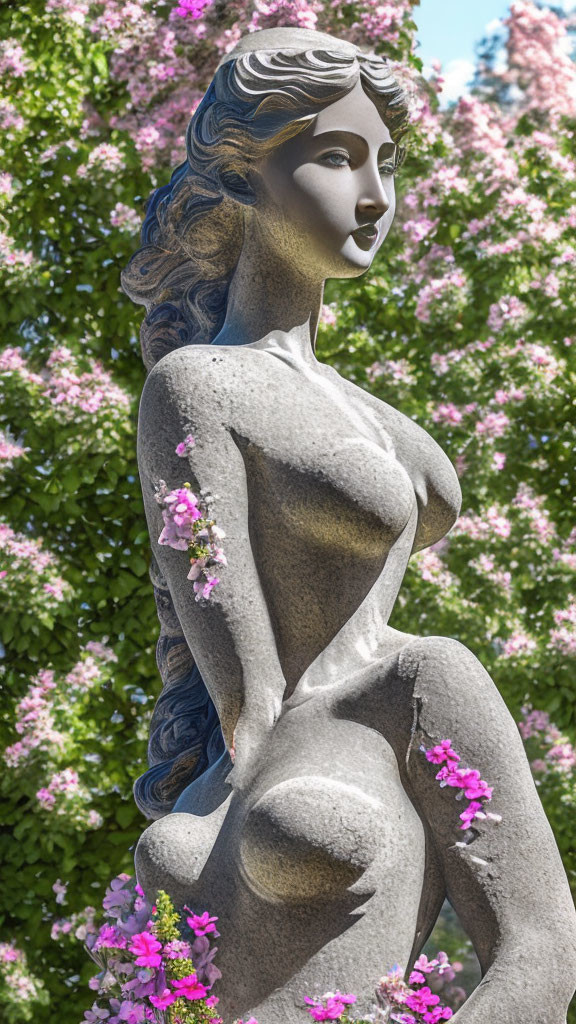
[239, 775, 386, 901]
[238, 434, 415, 562]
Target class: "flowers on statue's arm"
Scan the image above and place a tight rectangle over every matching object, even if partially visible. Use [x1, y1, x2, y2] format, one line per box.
[421, 740, 502, 836]
[154, 469, 226, 602]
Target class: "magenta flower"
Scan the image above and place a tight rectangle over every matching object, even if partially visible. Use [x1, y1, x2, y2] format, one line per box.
[149, 989, 176, 1009]
[409, 970, 425, 985]
[405, 987, 440, 1013]
[170, 0, 212, 19]
[170, 974, 208, 1000]
[128, 931, 162, 968]
[186, 910, 219, 936]
[305, 992, 356, 1021]
[459, 800, 484, 830]
[175, 434, 196, 457]
[459, 770, 493, 801]
[422, 1007, 453, 1023]
[425, 740, 459, 765]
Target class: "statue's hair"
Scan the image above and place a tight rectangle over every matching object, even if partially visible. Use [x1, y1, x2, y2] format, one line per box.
[123, 46, 410, 819]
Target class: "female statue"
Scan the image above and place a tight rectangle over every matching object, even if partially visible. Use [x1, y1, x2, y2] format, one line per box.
[122, 27, 576, 1024]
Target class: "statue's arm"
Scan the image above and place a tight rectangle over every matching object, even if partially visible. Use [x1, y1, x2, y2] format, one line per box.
[399, 638, 576, 1023]
[138, 350, 287, 786]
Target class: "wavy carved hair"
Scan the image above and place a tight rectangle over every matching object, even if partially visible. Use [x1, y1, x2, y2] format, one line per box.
[123, 46, 410, 819]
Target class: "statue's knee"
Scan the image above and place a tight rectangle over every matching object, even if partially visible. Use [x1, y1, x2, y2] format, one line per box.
[398, 635, 488, 703]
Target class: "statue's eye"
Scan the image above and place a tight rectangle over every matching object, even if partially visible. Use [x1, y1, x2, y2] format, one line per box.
[379, 162, 397, 177]
[321, 151, 351, 168]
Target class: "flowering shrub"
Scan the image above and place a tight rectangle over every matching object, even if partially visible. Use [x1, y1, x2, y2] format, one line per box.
[0, 941, 49, 1023]
[2, 644, 123, 828]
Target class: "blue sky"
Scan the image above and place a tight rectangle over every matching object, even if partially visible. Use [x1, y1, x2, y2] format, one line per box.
[414, 0, 575, 102]
[414, 0, 509, 102]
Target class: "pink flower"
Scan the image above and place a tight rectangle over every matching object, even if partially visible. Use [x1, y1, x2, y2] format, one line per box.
[459, 800, 485, 830]
[409, 970, 426, 985]
[175, 434, 196, 457]
[412, 954, 438, 974]
[163, 939, 192, 959]
[405, 987, 440, 1013]
[186, 911, 219, 937]
[425, 740, 459, 766]
[149, 990, 176, 1009]
[193, 576, 220, 601]
[432, 403, 463, 425]
[170, 974, 208, 1000]
[475, 411, 510, 438]
[128, 931, 162, 968]
[36, 787, 56, 809]
[305, 992, 356, 1021]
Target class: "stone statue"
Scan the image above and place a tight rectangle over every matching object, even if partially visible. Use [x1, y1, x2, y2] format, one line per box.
[122, 27, 576, 1024]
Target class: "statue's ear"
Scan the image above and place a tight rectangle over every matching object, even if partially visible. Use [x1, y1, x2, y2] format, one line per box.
[218, 167, 257, 206]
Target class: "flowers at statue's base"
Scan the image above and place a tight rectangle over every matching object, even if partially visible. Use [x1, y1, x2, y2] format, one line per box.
[83, 875, 222, 1023]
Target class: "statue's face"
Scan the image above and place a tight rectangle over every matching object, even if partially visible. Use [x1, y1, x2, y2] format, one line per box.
[252, 78, 397, 279]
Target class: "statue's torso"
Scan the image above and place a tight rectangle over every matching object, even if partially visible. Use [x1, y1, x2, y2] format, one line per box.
[136, 343, 456, 1016]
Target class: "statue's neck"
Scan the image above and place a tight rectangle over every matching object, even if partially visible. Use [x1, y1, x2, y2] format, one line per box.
[213, 215, 324, 361]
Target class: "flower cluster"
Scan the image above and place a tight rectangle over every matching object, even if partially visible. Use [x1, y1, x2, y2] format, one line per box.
[3, 644, 117, 829]
[156, 461, 226, 601]
[304, 990, 357, 1021]
[84, 876, 222, 1024]
[422, 740, 501, 833]
[370, 954, 464, 1024]
[519, 707, 576, 776]
[1, 344, 131, 421]
[0, 522, 74, 625]
[0, 941, 48, 1019]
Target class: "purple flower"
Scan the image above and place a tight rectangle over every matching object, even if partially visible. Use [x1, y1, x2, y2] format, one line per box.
[94, 925, 127, 950]
[84, 1005, 110, 1022]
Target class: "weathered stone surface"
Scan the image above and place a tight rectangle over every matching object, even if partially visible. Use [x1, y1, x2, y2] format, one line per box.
[128, 26, 576, 1024]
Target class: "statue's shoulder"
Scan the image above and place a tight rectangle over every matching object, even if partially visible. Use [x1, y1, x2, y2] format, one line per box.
[145, 343, 253, 387]
[140, 344, 259, 417]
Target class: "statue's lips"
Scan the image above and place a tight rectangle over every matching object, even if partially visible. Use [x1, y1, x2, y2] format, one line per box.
[351, 224, 379, 250]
